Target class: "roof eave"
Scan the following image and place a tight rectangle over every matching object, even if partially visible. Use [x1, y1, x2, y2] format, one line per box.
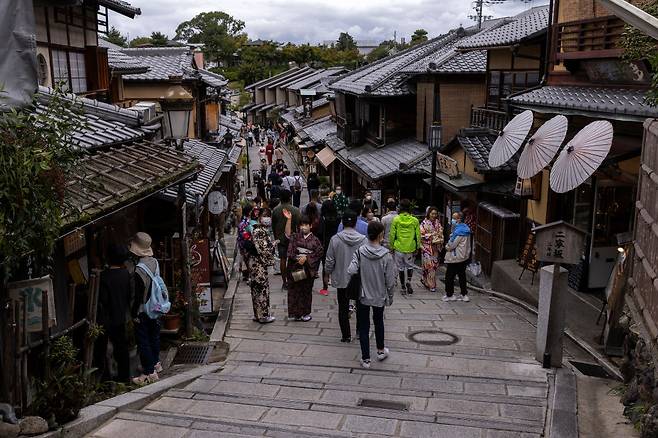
[97, 0, 141, 18]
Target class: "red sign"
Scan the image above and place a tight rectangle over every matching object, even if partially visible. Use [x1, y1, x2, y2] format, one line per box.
[190, 239, 210, 284]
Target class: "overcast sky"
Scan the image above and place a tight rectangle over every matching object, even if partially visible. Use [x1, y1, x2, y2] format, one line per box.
[111, 0, 548, 45]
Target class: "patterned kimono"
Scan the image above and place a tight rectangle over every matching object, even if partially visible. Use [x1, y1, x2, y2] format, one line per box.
[286, 231, 323, 318]
[248, 225, 276, 320]
[420, 218, 444, 290]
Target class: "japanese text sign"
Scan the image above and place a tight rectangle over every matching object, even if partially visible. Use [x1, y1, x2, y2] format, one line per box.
[532, 221, 586, 265]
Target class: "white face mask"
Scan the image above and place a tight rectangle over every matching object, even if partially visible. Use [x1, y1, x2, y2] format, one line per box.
[365, 196, 372, 201]
[335, 189, 342, 195]
[260, 217, 272, 226]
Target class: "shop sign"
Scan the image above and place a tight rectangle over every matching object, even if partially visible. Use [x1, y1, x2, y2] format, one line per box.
[196, 283, 213, 314]
[191, 239, 210, 284]
[436, 153, 459, 178]
[8, 276, 57, 332]
[532, 221, 586, 265]
[514, 173, 542, 200]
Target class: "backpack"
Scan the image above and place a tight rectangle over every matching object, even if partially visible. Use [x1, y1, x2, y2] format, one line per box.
[293, 176, 302, 192]
[137, 262, 171, 319]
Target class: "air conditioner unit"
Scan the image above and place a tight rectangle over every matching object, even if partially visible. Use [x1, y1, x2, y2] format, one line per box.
[128, 101, 157, 124]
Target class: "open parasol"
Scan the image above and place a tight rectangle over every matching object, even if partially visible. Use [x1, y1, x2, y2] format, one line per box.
[488, 110, 534, 169]
[517, 115, 568, 179]
[550, 120, 614, 193]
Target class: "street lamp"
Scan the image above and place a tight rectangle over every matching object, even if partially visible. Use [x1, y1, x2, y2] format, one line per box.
[428, 124, 442, 207]
[161, 85, 195, 337]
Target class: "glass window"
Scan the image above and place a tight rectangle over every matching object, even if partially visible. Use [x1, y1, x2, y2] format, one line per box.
[69, 52, 87, 93]
[52, 50, 70, 90]
[526, 71, 540, 86]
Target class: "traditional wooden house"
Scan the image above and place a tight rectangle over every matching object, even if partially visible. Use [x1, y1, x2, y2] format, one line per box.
[507, 0, 656, 290]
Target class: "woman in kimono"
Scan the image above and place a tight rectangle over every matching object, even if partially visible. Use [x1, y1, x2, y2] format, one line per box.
[248, 208, 276, 323]
[286, 215, 323, 321]
[420, 206, 444, 293]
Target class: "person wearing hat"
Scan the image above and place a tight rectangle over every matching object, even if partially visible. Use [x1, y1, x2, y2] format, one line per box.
[129, 232, 163, 385]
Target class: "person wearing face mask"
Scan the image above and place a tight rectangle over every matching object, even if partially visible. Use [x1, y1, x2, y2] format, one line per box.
[363, 206, 379, 223]
[443, 212, 472, 302]
[248, 208, 277, 324]
[362, 191, 379, 216]
[286, 216, 323, 321]
[347, 221, 395, 369]
[333, 185, 349, 219]
[420, 207, 444, 293]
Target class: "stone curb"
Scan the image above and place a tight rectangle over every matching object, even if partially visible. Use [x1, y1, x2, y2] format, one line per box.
[549, 368, 579, 438]
[209, 251, 241, 344]
[34, 364, 223, 438]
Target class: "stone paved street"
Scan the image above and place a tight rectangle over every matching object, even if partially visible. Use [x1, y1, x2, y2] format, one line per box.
[89, 268, 558, 437]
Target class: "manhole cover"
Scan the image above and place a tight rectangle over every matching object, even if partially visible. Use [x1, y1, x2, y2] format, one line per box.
[407, 330, 459, 346]
[569, 361, 613, 379]
[358, 399, 409, 411]
[173, 343, 214, 365]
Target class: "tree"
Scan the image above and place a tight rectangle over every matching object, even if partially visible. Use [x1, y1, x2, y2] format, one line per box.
[336, 32, 357, 51]
[150, 31, 169, 47]
[129, 36, 153, 47]
[410, 29, 429, 46]
[175, 11, 247, 65]
[367, 41, 397, 62]
[104, 26, 128, 47]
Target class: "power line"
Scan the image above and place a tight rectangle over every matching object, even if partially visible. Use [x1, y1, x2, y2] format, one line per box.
[468, 0, 535, 29]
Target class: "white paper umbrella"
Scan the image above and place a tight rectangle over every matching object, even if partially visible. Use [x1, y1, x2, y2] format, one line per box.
[550, 120, 614, 193]
[517, 115, 568, 179]
[488, 110, 534, 168]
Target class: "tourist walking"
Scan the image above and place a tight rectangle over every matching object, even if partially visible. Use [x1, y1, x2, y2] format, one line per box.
[325, 210, 366, 342]
[319, 187, 340, 294]
[389, 199, 421, 295]
[286, 216, 323, 321]
[274, 144, 284, 162]
[291, 170, 304, 208]
[129, 232, 164, 385]
[348, 221, 395, 369]
[420, 207, 444, 293]
[363, 190, 379, 216]
[265, 140, 274, 165]
[272, 190, 300, 288]
[444, 212, 472, 302]
[306, 172, 320, 199]
[381, 199, 398, 249]
[333, 185, 349, 218]
[248, 208, 276, 323]
[363, 206, 379, 223]
[337, 200, 368, 235]
[95, 244, 131, 382]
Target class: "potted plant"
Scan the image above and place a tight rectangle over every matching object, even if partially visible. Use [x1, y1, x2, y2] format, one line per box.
[162, 291, 184, 330]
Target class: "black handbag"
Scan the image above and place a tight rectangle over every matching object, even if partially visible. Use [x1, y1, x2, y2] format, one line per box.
[346, 248, 362, 301]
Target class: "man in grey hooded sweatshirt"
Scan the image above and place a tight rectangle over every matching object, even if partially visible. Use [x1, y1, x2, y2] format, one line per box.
[325, 210, 365, 342]
[348, 221, 396, 369]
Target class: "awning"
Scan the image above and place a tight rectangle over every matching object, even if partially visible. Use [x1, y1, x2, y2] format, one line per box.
[423, 172, 483, 193]
[316, 146, 336, 169]
[258, 103, 276, 113]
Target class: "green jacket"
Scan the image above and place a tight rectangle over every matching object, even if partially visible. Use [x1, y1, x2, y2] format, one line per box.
[390, 213, 421, 254]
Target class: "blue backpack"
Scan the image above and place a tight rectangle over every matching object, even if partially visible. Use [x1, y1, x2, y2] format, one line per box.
[137, 262, 171, 319]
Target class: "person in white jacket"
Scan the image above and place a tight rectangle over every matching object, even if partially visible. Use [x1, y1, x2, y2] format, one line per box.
[443, 212, 472, 302]
[348, 221, 396, 369]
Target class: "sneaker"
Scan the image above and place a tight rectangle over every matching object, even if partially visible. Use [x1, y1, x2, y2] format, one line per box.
[360, 359, 371, 369]
[349, 303, 355, 314]
[259, 315, 276, 324]
[147, 372, 159, 383]
[400, 287, 407, 296]
[319, 289, 329, 296]
[340, 337, 351, 343]
[154, 362, 163, 373]
[295, 315, 312, 322]
[442, 295, 457, 302]
[406, 282, 414, 295]
[376, 347, 390, 361]
[132, 374, 148, 386]
[430, 288, 436, 293]
[461, 295, 471, 302]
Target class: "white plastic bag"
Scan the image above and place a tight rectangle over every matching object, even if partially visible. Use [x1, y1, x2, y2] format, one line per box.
[467, 261, 481, 277]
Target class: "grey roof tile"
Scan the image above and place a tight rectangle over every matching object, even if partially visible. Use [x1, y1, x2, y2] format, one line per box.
[458, 6, 549, 50]
[295, 96, 331, 114]
[121, 48, 197, 81]
[198, 69, 228, 87]
[337, 138, 430, 180]
[266, 67, 318, 89]
[452, 129, 516, 172]
[245, 67, 301, 90]
[97, 0, 140, 17]
[438, 50, 487, 73]
[287, 67, 347, 91]
[300, 116, 335, 144]
[98, 39, 150, 74]
[509, 85, 658, 121]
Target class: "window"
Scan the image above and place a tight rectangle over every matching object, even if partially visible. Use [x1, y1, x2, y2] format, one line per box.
[487, 70, 540, 109]
[37, 54, 48, 86]
[50, 49, 87, 93]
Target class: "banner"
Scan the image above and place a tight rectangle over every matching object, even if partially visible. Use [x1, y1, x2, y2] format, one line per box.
[8, 276, 56, 332]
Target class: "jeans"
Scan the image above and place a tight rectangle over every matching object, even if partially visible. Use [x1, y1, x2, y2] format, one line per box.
[292, 191, 301, 208]
[337, 288, 353, 339]
[445, 261, 468, 297]
[357, 302, 385, 361]
[135, 313, 161, 375]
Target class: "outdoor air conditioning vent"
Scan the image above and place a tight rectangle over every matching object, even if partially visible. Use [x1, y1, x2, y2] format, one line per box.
[128, 101, 157, 123]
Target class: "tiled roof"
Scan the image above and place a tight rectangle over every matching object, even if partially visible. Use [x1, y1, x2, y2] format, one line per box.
[338, 138, 430, 181]
[324, 133, 346, 152]
[508, 85, 658, 122]
[35, 86, 145, 149]
[266, 67, 317, 89]
[453, 129, 516, 172]
[287, 67, 347, 91]
[330, 32, 457, 96]
[121, 48, 196, 81]
[438, 50, 487, 74]
[401, 38, 463, 74]
[245, 67, 300, 90]
[295, 96, 331, 114]
[198, 69, 228, 87]
[281, 111, 296, 123]
[63, 141, 198, 228]
[458, 6, 549, 50]
[98, 39, 150, 75]
[300, 116, 335, 144]
[96, 0, 140, 18]
[162, 140, 229, 204]
[219, 114, 243, 134]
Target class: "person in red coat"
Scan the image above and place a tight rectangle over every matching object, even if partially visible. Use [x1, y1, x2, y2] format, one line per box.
[265, 141, 275, 165]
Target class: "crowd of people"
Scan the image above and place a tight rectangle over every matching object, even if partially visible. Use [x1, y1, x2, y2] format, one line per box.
[236, 166, 476, 368]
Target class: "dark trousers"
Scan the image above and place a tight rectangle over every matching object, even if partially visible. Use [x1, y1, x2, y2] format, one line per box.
[135, 313, 161, 375]
[292, 191, 301, 207]
[93, 323, 130, 382]
[337, 288, 354, 339]
[445, 261, 468, 297]
[357, 302, 385, 361]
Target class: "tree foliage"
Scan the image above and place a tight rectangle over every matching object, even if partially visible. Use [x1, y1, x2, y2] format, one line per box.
[336, 32, 357, 51]
[129, 36, 153, 47]
[618, 0, 658, 106]
[0, 86, 82, 279]
[410, 29, 429, 46]
[175, 11, 247, 65]
[104, 26, 127, 47]
[150, 31, 169, 47]
[367, 40, 399, 62]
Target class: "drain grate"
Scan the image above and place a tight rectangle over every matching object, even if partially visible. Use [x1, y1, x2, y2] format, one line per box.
[569, 361, 613, 379]
[407, 329, 459, 346]
[173, 343, 214, 365]
[358, 398, 409, 411]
